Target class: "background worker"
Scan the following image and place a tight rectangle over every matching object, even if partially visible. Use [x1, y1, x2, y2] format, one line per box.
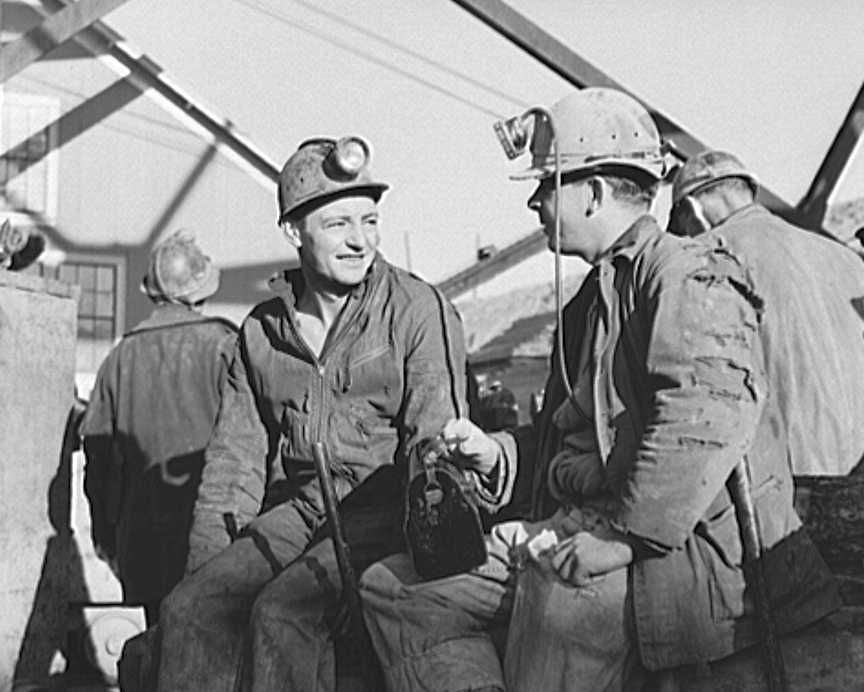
[668, 149, 864, 477]
[80, 230, 236, 625]
[359, 88, 839, 692]
[155, 136, 511, 692]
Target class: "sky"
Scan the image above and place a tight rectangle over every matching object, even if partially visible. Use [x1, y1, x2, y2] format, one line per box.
[87, 0, 864, 292]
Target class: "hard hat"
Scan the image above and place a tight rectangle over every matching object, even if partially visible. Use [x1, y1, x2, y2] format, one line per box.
[508, 88, 666, 181]
[671, 150, 758, 205]
[277, 136, 389, 224]
[141, 230, 220, 304]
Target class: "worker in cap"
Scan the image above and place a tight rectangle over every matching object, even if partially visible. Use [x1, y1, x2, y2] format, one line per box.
[360, 89, 837, 692]
[669, 147, 864, 480]
[155, 136, 490, 692]
[667, 149, 758, 237]
[80, 230, 236, 628]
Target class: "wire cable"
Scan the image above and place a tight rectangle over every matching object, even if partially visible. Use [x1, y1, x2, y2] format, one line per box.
[231, 0, 508, 119]
[283, 0, 529, 110]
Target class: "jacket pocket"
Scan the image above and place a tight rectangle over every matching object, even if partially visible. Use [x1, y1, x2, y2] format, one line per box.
[697, 473, 783, 622]
[349, 343, 390, 369]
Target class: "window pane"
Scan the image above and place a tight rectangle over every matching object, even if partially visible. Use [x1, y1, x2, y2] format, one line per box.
[78, 265, 96, 290]
[78, 318, 95, 338]
[79, 291, 95, 315]
[94, 319, 114, 339]
[96, 266, 114, 291]
[95, 292, 114, 318]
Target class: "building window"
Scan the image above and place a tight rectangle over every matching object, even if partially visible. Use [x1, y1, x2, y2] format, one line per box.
[37, 256, 126, 373]
[0, 92, 60, 221]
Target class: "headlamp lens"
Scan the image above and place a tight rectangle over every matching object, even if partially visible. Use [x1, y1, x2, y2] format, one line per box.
[493, 114, 530, 159]
[334, 137, 370, 176]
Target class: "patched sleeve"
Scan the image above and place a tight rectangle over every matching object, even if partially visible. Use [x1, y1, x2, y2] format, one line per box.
[186, 330, 268, 573]
[613, 247, 765, 551]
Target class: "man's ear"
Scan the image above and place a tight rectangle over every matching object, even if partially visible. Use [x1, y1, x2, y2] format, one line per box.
[281, 222, 302, 248]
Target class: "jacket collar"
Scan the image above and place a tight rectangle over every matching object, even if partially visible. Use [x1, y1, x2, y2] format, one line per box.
[598, 213, 661, 265]
[268, 252, 384, 315]
[720, 202, 765, 226]
[127, 303, 206, 335]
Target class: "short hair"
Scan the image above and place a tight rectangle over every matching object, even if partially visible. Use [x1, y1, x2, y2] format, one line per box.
[602, 173, 658, 207]
[693, 176, 756, 201]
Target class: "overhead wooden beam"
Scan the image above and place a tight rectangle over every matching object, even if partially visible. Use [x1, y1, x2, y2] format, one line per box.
[0, 0, 131, 83]
[438, 227, 545, 298]
[796, 81, 864, 231]
[438, 0, 804, 298]
[38, 0, 279, 184]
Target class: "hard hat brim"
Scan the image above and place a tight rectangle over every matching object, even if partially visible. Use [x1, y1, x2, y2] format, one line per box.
[509, 159, 665, 183]
[509, 165, 550, 181]
[673, 172, 759, 205]
[279, 182, 389, 224]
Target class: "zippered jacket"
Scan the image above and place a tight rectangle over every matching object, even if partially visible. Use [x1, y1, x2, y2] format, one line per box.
[186, 256, 514, 572]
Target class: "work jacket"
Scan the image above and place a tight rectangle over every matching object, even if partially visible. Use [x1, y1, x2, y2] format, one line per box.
[702, 204, 864, 476]
[81, 305, 237, 603]
[515, 216, 838, 670]
[186, 256, 514, 572]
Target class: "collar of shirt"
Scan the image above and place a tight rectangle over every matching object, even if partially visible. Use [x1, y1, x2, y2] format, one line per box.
[269, 252, 383, 317]
[597, 213, 661, 267]
[720, 202, 764, 226]
[129, 303, 205, 334]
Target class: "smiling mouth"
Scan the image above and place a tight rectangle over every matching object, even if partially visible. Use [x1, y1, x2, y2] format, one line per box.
[337, 254, 366, 261]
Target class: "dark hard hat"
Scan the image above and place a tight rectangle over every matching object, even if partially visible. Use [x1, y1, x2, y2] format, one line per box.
[141, 230, 219, 304]
[672, 150, 758, 205]
[277, 136, 389, 224]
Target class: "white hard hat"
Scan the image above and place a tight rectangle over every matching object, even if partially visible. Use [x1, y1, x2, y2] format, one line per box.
[512, 88, 666, 181]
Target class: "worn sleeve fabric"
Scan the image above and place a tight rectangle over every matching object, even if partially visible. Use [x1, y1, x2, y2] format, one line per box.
[398, 283, 515, 512]
[612, 246, 764, 550]
[186, 334, 268, 573]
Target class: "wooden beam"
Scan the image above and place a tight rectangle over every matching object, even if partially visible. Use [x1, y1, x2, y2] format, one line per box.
[438, 228, 545, 298]
[0, 0, 131, 83]
[439, 0, 802, 297]
[796, 81, 864, 230]
[38, 0, 280, 184]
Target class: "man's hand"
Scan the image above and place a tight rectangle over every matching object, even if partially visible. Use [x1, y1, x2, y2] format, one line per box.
[440, 417, 501, 476]
[550, 526, 634, 586]
[548, 449, 605, 500]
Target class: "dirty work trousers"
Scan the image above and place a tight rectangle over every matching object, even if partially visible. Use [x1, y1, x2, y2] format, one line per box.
[359, 510, 646, 692]
[156, 467, 403, 692]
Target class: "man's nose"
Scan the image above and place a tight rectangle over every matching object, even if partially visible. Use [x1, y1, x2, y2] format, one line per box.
[345, 222, 365, 247]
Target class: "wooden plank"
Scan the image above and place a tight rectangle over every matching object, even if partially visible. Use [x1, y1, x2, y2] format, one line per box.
[797, 81, 864, 230]
[0, 0, 131, 82]
[439, 0, 811, 297]
[35, 0, 280, 183]
[438, 228, 545, 298]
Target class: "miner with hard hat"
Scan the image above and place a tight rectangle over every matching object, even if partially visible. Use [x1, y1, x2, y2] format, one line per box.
[80, 230, 237, 626]
[155, 137, 496, 692]
[669, 149, 864, 479]
[358, 90, 838, 691]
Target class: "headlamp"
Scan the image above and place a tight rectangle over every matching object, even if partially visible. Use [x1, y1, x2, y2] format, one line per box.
[493, 114, 531, 160]
[492, 105, 578, 408]
[334, 137, 369, 176]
